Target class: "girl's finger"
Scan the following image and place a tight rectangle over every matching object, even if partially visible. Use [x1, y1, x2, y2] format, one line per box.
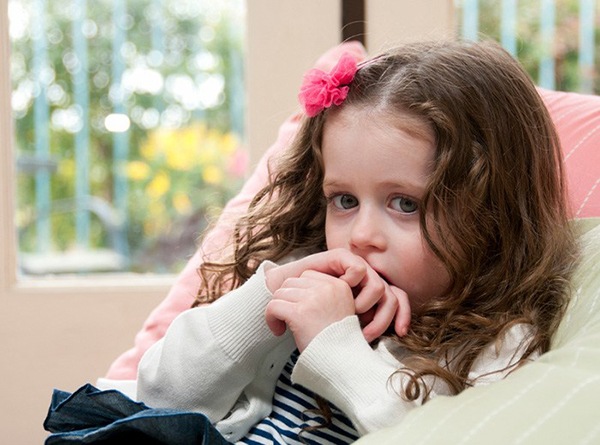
[391, 286, 412, 337]
[264, 300, 292, 336]
[276, 271, 335, 296]
[266, 249, 367, 293]
[326, 250, 368, 288]
[359, 287, 398, 343]
[353, 267, 386, 314]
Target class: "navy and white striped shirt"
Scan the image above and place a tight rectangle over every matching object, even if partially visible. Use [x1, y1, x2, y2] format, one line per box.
[238, 351, 359, 444]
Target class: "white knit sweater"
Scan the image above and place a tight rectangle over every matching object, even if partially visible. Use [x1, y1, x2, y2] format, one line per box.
[134, 261, 533, 442]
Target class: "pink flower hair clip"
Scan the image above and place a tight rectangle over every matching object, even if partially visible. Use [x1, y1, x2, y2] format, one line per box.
[298, 52, 358, 117]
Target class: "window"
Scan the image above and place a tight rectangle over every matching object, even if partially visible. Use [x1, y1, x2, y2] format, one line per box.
[9, 0, 246, 276]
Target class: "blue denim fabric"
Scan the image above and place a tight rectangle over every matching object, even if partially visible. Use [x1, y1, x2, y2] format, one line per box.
[43, 384, 231, 444]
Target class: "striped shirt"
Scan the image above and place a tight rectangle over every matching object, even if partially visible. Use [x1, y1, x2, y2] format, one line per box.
[238, 350, 359, 444]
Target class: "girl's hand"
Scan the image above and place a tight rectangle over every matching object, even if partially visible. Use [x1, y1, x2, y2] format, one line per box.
[357, 283, 411, 342]
[264, 249, 411, 343]
[265, 249, 371, 295]
[265, 270, 355, 351]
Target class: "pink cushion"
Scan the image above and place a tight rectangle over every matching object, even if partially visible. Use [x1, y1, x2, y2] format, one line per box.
[105, 50, 600, 380]
[538, 88, 600, 218]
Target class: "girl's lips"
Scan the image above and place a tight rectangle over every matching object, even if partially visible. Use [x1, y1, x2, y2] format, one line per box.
[375, 269, 393, 286]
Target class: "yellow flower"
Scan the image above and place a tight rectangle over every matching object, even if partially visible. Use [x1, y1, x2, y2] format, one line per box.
[146, 171, 170, 198]
[172, 192, 192, 215]
[58, 158, 75, 179]
[165, 126, 198, 171]
[202, 164, 223, 185]
[143, 200, 168, 235]
[219, 132, 239, 155]
[197, 143, 218, 165]
[126, 161, 151, 181]
[140, 132, 159, 161]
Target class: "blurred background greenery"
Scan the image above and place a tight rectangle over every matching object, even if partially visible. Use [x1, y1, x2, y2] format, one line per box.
[472, 0, 599, 93]
[10, 0, 246, 274]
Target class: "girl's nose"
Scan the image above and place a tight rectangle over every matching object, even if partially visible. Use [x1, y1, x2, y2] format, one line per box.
[349, 208, 387, 251]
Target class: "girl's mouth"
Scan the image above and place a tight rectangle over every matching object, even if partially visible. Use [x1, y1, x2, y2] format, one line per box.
[376, 270, 393, 286]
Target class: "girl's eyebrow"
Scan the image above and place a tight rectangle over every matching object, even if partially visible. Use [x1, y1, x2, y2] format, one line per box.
[379, 179, 427, 196]
[322, 177, 426, 194]
[322, 178, 344, 189]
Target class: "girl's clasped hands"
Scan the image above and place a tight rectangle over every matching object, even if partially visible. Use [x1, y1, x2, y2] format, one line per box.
[264, 249, 411, 351]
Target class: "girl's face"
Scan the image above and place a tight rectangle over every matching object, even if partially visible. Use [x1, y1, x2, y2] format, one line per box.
[322, 106, 451, 312]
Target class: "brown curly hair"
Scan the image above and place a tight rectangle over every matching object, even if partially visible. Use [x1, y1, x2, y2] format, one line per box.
[194, 39, 578, 403]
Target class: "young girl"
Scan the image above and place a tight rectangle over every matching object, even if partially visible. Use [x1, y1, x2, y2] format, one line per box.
[132, 39, 577, 444]
[45, 39, 577, 444]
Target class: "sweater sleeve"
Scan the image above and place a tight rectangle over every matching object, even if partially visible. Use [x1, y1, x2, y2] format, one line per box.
[137, 261, 295, 429]
[291, 317, 536, 437]
[291, 316, 439, 436]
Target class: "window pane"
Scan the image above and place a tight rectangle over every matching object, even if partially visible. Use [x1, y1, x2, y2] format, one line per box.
[10, 0, 246, 275]
[456, 0, 599, 94]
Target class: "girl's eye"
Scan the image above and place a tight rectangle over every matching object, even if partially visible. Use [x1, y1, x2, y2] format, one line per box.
[390, 196, 418, 214]
[331, 194, 359, 210]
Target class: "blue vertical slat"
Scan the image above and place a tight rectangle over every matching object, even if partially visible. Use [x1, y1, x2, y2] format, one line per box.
[501, 0, 518, 56]
[112, 0, 129, 259]
[539, 0, 556, 89]
[32, 0, 51, 252]
[151, 0, 164, 113]
[578, 0, 596, 93]
[462, 0, 479, 41]
[190, 6, 206, 122]
[228, 22, 244, 138]
[72, 0, 91, 247]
